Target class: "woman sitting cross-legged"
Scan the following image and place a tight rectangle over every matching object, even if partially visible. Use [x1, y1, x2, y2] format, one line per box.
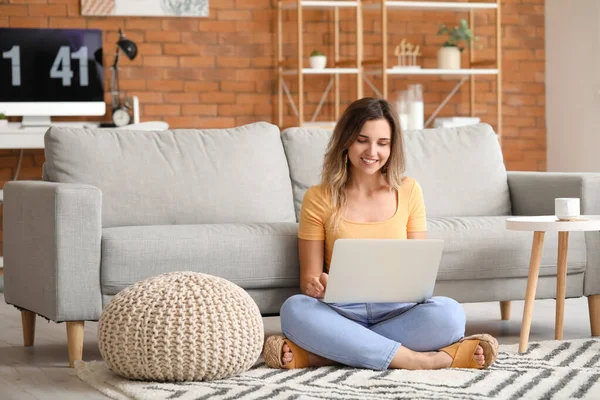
[263, 97, 498, 371]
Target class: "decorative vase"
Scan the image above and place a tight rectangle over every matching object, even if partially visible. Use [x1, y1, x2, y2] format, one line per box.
[437, 46, 461, 69]
[309, 55, 327, 69]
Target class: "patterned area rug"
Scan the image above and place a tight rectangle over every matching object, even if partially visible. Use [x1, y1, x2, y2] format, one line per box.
[75, 338, 600, 400]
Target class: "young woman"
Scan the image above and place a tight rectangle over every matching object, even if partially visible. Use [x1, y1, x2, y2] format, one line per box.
[263, 97, 498, 371]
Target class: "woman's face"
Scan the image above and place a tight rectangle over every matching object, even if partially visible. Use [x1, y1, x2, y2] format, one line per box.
[346, 118, 392, 176]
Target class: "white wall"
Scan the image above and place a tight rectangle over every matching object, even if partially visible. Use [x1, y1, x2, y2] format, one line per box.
[546, 0, 600, 172]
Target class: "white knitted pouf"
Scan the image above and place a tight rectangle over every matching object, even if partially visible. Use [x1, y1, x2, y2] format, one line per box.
[98, 271, 264, 381]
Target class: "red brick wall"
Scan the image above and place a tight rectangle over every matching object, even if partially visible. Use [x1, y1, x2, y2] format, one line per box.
[0, 0, 544, 255]
[280, 0, 544, 172]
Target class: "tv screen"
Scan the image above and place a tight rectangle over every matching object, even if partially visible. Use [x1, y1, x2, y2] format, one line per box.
[0, 28, 104, 103]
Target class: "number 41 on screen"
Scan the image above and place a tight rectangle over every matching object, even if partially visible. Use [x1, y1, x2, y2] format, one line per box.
[2, 45, 89, 87]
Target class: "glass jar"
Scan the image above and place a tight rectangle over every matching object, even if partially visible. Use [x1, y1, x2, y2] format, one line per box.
[406, 84, 424, 130]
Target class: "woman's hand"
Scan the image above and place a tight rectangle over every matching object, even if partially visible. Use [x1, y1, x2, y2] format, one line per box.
[304, 272, 328, 299]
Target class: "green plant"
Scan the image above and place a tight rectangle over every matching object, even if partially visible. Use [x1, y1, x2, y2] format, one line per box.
[0, 113, 6, 120]
[437, 19, 476, 52]
[310, 50, 325, 57]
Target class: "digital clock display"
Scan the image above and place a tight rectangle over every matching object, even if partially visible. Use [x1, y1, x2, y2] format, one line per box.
[0, 28, 104, 102]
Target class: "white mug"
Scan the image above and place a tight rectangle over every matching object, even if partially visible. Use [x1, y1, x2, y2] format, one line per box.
[555, 198, 580, 220]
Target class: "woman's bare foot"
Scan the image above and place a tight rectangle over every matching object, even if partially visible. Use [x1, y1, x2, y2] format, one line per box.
[282, 343, 337, 367]
[388, 345, 486, 370]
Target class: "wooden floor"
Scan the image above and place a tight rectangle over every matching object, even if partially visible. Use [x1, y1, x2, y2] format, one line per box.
[0, 293, 595, 400]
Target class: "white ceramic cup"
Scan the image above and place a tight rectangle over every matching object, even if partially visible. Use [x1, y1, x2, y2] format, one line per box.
[555, 198, 580, 220]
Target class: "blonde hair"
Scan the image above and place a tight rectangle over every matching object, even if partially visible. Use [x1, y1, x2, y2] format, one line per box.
[321, 97, 405, 233]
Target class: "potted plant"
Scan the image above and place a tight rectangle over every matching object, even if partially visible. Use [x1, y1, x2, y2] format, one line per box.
[309, 50, 327, 69]
[0, 113, 7, 128]
[436, 19, 476, 69]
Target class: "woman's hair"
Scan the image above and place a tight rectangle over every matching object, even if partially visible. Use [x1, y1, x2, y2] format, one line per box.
[321, 97, 405, 233]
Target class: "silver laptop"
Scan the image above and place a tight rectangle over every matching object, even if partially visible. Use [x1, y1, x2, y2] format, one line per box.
[323, 239, 444, 304]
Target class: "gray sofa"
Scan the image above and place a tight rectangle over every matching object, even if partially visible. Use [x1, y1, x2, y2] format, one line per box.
[4, 121, 600, 367]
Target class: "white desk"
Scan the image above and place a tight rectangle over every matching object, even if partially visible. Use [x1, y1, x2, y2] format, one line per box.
[0, 121, 169, 149]
[0, 122, 101, 149]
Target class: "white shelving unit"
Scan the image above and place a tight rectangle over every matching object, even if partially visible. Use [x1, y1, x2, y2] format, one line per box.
[385, 68, 498, 75]
[378, 0, 502, 138]
[302, 121, 338, 129]
[281, 0, 359, 8]
[277, 0, 363, 127]
[281, 0, 498, 10]
[282, 68, 360, 75]
[379, 1, 497, 11]
[277, 0, 502, 139]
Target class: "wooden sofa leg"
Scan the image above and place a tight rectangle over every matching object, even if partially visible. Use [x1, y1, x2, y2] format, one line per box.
[21, 310, 36, 347]
[589, 295, 600, 337]
[500, 301, 511, 321]
[66, 321, 85, 368]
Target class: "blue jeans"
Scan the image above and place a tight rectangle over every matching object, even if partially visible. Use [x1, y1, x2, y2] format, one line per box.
[280, 294, 466, 370]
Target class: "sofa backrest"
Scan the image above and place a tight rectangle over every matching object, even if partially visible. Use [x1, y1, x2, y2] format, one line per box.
[44, 122, 296, 227]
[403, 123, 511, 216]
[281, 123, 511, 218]
[280, 127, 332, 220]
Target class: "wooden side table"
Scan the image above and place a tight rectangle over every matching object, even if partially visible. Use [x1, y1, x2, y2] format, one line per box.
[506, 215, 600, 353]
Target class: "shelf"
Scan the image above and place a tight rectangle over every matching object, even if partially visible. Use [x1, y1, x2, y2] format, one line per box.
[302, 121, 337, 129]
[364, 1, 497, 11]
[282, 68, 360, 75]
[367, 68, 498, 75]
[283, 1, 497, 11]
[276, 0, 502, 135]
[281, 1, 358, 9]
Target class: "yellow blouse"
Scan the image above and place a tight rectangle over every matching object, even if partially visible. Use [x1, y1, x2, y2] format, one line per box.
[298, 177, 427, 269]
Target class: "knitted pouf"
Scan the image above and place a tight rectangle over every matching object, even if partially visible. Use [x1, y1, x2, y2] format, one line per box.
[98, 271, 264, 382]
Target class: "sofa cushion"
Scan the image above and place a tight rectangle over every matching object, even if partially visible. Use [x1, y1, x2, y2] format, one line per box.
[100, 223, 300, 295]
[44, 122, 296, 227]
[281, 127, 331, 220]
[404, 124, 511, 217]
[282, 124, 511, 218]
[429, 216, 587, 281]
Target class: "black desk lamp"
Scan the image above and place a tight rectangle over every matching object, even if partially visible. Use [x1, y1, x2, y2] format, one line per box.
[110, 29, 138, 126]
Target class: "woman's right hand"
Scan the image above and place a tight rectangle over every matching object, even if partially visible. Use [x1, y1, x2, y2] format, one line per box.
[305, 272, 328, 299]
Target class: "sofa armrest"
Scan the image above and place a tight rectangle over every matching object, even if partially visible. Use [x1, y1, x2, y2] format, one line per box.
[507, 171, 600, 216]
[507, 171, 600, 296]
[3, 181, 102, 322]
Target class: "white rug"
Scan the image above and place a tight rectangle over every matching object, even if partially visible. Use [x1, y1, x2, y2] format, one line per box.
[75, 338, 600, 400]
